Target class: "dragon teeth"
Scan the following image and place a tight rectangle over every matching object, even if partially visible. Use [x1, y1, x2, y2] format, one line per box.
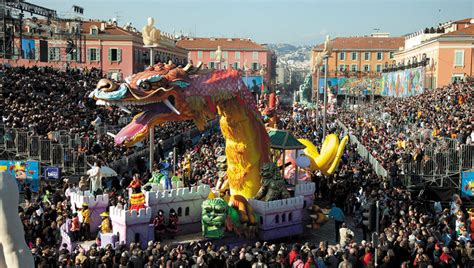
[164, 99, 181, 115]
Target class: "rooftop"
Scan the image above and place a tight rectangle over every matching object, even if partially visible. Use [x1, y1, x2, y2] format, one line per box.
[177, 37, 268, 51]
[313, 36, 404, 51]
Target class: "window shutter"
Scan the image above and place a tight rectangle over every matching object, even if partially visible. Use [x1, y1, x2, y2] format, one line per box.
[117, 48, 122, 62]
[87, 48, 91, 62]
[108, 48, 112, 62]
[97, 48, 101, 62]
[13, 46, 18, 59]
[56, 48, 60, 61]
[35, 45, 39, 60]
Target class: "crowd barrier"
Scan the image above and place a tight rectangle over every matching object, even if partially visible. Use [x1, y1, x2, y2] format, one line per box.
[337, 120, 388, 178]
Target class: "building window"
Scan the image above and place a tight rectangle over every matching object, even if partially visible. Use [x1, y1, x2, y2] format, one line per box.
[351, 52, 358, 61]
[377, 52, 383, 60]
[185, 207, 190, 216]
[210, 51, 215, 59]
[223, 51, 228, 59]
[222, 62, 228, 69]
[197, 51, 203, 59]
[252, 62, 259, 70]
[90, 27, 98, 35]
[454, 51, 464, 67]
[452, 74, 464, 82]
[364, 52, 371, 61]
[108, 48, 121, 62]
[389, 52, 394, 59]
[376, 64, 382, 72]
[48, 47, 60, 61]
[351, 64, 357, 72]
[88, 48, 100, 61]
[252, 51, 258, 59]
[209, 62, 215, 69]
[339, 52, 346, 60]
[235, 51, 240, 59]
[338, 64, 346, 71]
[363, 64, 370, 72]
[233, 62, 240, 69]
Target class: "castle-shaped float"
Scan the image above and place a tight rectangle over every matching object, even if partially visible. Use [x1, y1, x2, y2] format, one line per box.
[61, 181, 315, 250]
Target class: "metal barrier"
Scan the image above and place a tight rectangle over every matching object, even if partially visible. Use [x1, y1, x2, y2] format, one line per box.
[15, 131, 29, 156]
[337, 121, 389, 178]
[39, 139, 52, 163]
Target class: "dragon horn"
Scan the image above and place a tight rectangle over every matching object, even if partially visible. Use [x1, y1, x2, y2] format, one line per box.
[183, 63, 193, 72]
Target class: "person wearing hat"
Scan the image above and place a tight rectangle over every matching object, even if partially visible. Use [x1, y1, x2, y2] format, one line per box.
[99, 212, 111, 234]
[167, 209, 179, 238]
[75, 202, 91, 240]
[152, 209, 166, 241]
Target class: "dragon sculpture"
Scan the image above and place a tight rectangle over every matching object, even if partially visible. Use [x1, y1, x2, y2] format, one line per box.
[89, 62, 270, 198]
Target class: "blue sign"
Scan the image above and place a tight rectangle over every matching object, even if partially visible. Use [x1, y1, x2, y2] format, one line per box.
[45, 166, 60, 180]
[461, 171, 474, 197]
[0, 160, 40, 192]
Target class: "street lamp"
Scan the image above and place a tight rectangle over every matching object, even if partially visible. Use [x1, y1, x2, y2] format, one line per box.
[321, 35, 333, 140]
[259, 65, 266, 102]
[244, 59, 250, 89]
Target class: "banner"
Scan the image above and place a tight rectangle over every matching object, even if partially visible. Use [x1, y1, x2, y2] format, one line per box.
[242, 76, 263, 94]
[0, 160, 40, 192]
[381, 66, 425, 97]
[44, 166, 60, 180]
[21, 38, 36, 60]
[318, 77, 383, 95]
[461, 171, 474, 197]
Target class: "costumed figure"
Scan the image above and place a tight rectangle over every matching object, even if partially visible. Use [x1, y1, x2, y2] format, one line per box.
[75, 202, 91, 240]
[167, 209, 179, 238]
[70, 213, 81, 241]
[201, 198, 229, 238]
[468, 209, 474, 240]
[215, 155, 229, 196]
[306, 205, 328, 229]
[10, 162, 28, 190]
[98, 212, 111, 234]
[127, 174, 145, 211]
[160, 161, 172, 190]
[152, 209, 166, 241]
[254, 163, 291, 202]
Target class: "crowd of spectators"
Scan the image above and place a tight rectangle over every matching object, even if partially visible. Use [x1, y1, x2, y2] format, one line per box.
[1, 66, 198, 165]
[339, 80, 473, 171]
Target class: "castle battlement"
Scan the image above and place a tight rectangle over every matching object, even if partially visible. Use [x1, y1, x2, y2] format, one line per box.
[249, 196, 304, 214]
[295, 182, 315, 197]
[109, 205, 152, 225]
[145, 184, 210, 206]
[70, 191, 109, 208]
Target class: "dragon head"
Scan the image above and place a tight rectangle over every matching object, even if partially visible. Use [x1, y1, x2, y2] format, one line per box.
[89, 62, 196, 146]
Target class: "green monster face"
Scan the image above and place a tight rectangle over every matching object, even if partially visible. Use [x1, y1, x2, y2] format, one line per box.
[201, 198, 229, 238]
[260, 162, 278, 180]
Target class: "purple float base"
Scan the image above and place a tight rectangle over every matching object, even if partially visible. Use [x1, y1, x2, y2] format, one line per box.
[257, 224, 304, 241]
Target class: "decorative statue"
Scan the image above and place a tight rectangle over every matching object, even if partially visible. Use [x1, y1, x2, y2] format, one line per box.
[0, 172, 34, 268]
[90, 62, 271, 202]
[254, 162, 291, 202]
[98, 212, 111, 234]
[152, 209, 166, 241]
[127, 174, 145, 211]
[201, 198, 229, 238]
[299, 74, 313, 104]
[142, 17, 161, 46]
[260, 87, 280, 128]
[167, 209, 179, 238]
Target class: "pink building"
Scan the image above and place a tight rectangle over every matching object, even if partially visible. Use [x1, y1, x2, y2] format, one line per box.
[1, 19, 188, 80]
[177, 37, 273, 82]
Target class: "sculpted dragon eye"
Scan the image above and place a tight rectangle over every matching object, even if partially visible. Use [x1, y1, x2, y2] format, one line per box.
[139, 81, 152, 91]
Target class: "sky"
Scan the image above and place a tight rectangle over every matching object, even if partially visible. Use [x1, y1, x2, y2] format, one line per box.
[29, 0, 473, 46]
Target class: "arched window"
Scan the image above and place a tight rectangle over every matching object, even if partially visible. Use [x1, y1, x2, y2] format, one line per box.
[275, 214, 279, 224]
[289, 212, 293, 221]
[282, 214, 286, 222]
[185, 207, 190, 216]
[260, 216, 263, 225]
[177, 207, 182, 217]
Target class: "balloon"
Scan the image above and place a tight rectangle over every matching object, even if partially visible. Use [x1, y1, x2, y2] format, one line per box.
[296, 156, 310, 168]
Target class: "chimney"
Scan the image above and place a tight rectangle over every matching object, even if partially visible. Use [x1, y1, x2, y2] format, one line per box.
[100, 22, 106, 31]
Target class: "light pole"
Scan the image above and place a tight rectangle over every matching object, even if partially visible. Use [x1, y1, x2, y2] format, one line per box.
[244, 59, 250, 91]
[321, 35, 333, 140]
[259, 66, 266, 102]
